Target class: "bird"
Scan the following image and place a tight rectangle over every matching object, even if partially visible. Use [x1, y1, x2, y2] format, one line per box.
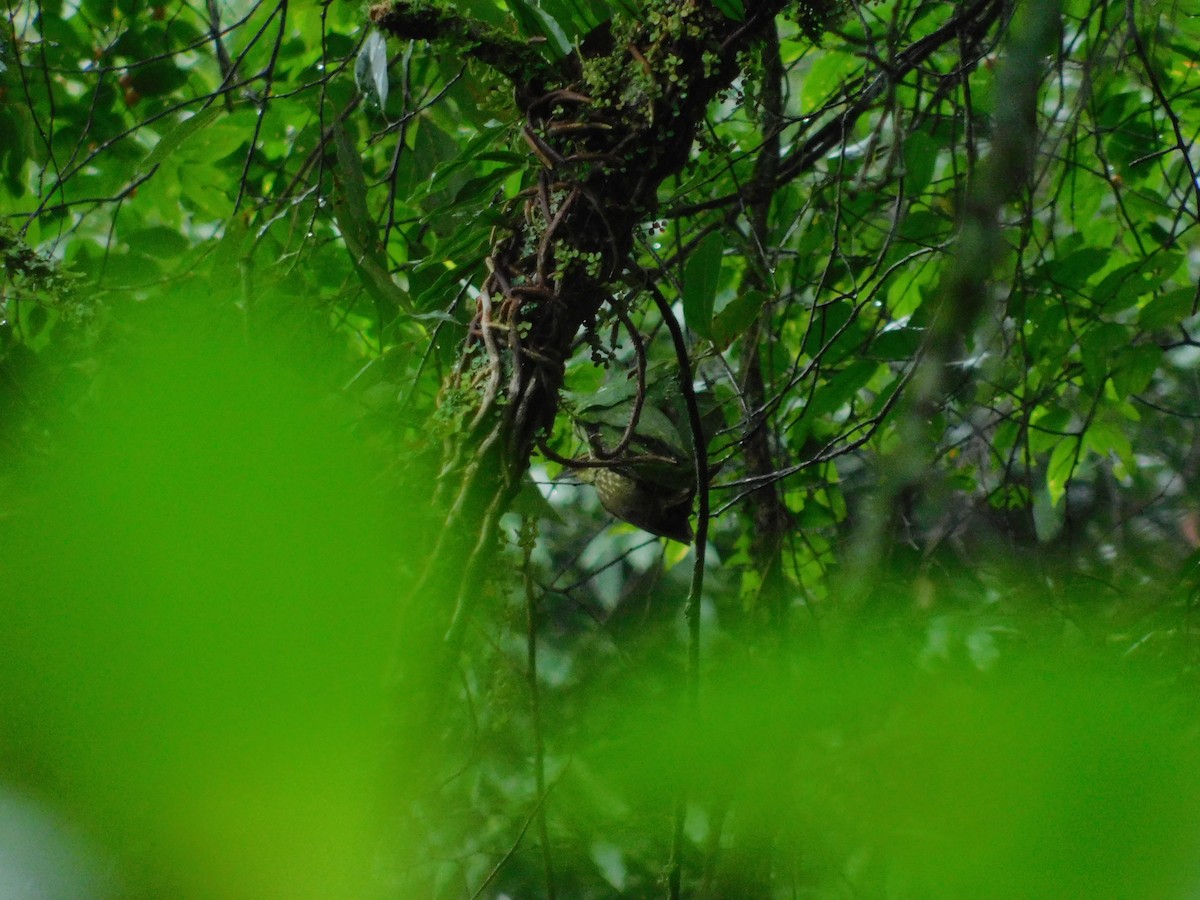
[566, 367, 724, 543]
[577, 462, 695, 543]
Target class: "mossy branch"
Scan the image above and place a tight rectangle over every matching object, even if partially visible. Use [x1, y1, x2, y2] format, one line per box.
[368, 1, 552, 84]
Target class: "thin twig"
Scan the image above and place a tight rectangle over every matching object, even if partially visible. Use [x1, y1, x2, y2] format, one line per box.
[1125, 0, 1200, 225]
[591, 293, 648, 460]
[468, 762, 570, 900]
[644, 278, 710, 900]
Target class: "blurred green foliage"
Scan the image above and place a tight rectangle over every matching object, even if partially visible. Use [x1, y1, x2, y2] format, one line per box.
[3, 0, 1200, 897]
[0, 297, 430, 898]
[583, 640, 1200, 898]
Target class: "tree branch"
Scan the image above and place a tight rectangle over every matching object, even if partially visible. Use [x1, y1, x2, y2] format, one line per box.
[368, 0, 552, 85]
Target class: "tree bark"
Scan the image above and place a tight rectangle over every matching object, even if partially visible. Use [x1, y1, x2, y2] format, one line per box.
[372, 0, 797, 647]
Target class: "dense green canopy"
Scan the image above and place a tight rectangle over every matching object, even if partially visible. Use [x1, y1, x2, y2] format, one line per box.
[3, 0, 1200, 896]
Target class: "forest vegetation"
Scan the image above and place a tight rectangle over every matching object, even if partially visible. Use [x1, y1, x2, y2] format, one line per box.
[3, 0, 1200, 896]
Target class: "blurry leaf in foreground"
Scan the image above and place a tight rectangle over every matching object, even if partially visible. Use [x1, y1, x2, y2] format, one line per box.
[0, 300, 432, 899]
[579, 636, 1200, 898]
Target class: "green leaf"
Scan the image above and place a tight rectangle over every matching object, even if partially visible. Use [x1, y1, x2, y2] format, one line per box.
[573, 375, 639, 412]
[903, 131, 938, 195]
[124, 226, 191, 259]
[606, 0, 644, 21]
[332, 116, 412, 319]
[801, 298, 854, 356]
[1138, 288, 1195, 330]
[799, 501, 838, 529]
[1046, 436, 1081, 507]
[870, 326, 923, 361]
[802, 360, 879, 421]
[802, 51, 858, 110]
[1024, 299, 1066, 358]
[399, 118, 464, 202]
[1083, 418, 1133, 472]
[528, 3, 573, 57]
[1033, 485, 1067, 540]
[129, 60, 189, 98]
[1107, 113, 1161, 174]
[508, 0, 571, 57]
[1112, 344, 1163, 398]
[711, 0, 745, 21]
[355, 31, 389, 107]
[1094, 254, 1185, 310]
[447, 166, 521, 209]
[587, 404, 683, 455]
[989, 484, 1031, 510]
[682, 232, 725, 339]
[1029, 406, 1072, 456]
[0, 108, 28, 198]
[540, 0, 602, 32]
[1079, 323, 1127, 387]
[141, 107, 222, 171]
[1047, 247, 1109, 290]
[426, 124, 509, 189]
[709, 289, 766, 348]
[332, 117, 372, 250]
